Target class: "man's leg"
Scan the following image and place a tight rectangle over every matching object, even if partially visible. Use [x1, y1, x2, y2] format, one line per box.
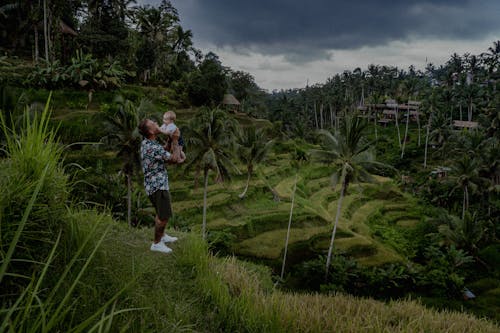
[154, 216, 168, 243]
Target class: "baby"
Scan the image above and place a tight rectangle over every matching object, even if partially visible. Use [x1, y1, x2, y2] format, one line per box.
[160, 110, 186, 163]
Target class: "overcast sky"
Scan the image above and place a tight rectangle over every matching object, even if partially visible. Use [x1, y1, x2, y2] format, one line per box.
[141, 0, 500, 90]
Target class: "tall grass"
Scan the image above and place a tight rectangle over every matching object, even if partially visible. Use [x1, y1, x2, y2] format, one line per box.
[0, 93, 68, 270]
[0, 95, 136, 331]
[176, 235, 500, 332]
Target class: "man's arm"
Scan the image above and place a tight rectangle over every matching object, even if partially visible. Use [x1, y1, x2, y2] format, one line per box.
[153, 143, 173, 162]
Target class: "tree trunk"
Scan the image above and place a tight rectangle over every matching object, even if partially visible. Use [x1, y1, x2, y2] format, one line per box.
[423, 110, 432, 169]
[401, 105, 410, 158]
[280, 173, 298, 282]
[417, 108, 421, 146]
[462, 185, 469, 219]
[127, 173, 132, 227]
[34, 24, 39, 63]
[47, 1, 52, 61]
[202, 169, 209, 239]
[320, 103, 324, 129]
[314, 102, 319, 129]
[239, 171, 252, 199]
[395, 106, 402, 148]
[325, 174, 346, 281]
[329, 104, 333, 129]
[43, 0, 49, 61]
[373, 107, 378, 141]
[468, 99, 473, 122]
[459, 104, 463, 121]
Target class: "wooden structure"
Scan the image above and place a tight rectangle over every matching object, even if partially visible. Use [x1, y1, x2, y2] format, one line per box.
[452, 120, 479, 129]
[222, 94, 240, 113]
[357, 99, 422, 127]
[431, 166, 451, 178]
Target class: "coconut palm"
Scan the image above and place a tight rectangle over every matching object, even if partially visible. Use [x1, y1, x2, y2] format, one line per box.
[312, 115, 392, 280]
[422, 89, 443, 168]
[429, 109, 453, 159]
[101, 96, 150, 226]
[236, 126, 273, 199]
[185, 107, 239, 239]
[438, 212, 486, 256]
[279, 147, 308, 282]
[448, 155, 485, 219]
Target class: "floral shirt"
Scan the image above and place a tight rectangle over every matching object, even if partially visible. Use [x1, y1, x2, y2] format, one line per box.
[140, 138, 171, 196]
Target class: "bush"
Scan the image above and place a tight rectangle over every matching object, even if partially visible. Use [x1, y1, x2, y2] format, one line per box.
[26, 52, 131, 90]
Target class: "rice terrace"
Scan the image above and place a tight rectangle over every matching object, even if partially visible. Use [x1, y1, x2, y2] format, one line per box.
[1, 0, 499, 332]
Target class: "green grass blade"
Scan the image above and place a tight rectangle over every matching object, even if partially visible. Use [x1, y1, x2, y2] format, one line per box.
[0, 164, 49, 284]
[45, 224, 111, 331]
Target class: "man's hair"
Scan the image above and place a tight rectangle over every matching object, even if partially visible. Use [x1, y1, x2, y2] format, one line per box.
[138, 119, 150, 137]
[164, 110, 176, 121]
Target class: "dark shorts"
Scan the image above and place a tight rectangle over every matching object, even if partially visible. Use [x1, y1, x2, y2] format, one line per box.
[149, 190, 172, 220]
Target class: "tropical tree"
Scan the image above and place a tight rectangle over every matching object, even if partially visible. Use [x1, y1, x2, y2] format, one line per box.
[185, 52, 228, 107]
[422, 88, 443, 168]
[101, 96, 150, 226]
[448, 154, 485, 219]
[236, 126, 273, 199]
[134, 1, 180, 82]
[185, 108, 238, 239]
[438, 212, 487, 256]
[429, 109, 453, 159]
[279, 147, 308, 282]
[312, 115, 392, 280]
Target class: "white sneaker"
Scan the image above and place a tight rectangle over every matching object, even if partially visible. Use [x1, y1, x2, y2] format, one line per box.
[150, 242, 172, 254]
[161, 234, 178, 243]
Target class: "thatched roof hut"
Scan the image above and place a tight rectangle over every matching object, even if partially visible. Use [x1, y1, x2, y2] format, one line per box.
[222, 94, 240, 106]
[60, 20, 77, 36]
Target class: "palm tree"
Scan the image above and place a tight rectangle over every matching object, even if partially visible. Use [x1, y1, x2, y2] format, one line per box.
[449, 155, 484, 219]
[185, 108, 238, 239]
[438, 212, 486, 256]
[237, 126, 273, 199]
[429, 109, 453, 159]
[101, 96, 150, 226]
[312, 115, 392, 280]
[481, 41, 500, 76]
[423, 89, 443, 168]
[135, 3, 180, 80]
[279, 147, 307, 282]
[279, 173, 298, 283]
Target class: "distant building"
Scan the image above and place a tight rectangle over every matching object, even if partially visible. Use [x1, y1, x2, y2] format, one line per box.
[222, 94, 240, 113]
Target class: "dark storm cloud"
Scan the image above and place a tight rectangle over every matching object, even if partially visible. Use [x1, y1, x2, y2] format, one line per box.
[171, 0, 500, 63]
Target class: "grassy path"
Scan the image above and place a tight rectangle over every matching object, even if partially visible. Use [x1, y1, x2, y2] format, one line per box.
[79, 216, 218, 332]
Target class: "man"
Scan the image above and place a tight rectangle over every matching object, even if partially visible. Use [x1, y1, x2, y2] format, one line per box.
[138, 118, 179, 253]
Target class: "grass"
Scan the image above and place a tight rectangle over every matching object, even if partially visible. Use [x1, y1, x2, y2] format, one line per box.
[174, 235, 500, 332]
[236, 226, 331, 259]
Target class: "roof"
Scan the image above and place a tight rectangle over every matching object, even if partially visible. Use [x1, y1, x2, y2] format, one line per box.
[222, 94, 240, 105]
[453, 120, 479, 129]
[60, 20, 77, 36]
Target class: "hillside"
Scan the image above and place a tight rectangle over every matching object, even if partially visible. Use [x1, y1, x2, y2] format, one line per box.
[77, 217, 500, 332]
[2, 89, 499, 331]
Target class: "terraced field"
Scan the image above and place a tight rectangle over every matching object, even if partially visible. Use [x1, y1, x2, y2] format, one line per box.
[169, 144, 431, 272]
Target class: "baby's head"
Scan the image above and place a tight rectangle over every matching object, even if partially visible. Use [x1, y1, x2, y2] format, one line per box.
[163, 111, 176, 125]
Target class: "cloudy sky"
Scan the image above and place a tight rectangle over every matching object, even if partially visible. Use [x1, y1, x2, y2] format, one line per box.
[143, 0, 500, 90]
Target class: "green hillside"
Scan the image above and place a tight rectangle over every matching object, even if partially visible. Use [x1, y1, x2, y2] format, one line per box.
[1, 89, 499, 331]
